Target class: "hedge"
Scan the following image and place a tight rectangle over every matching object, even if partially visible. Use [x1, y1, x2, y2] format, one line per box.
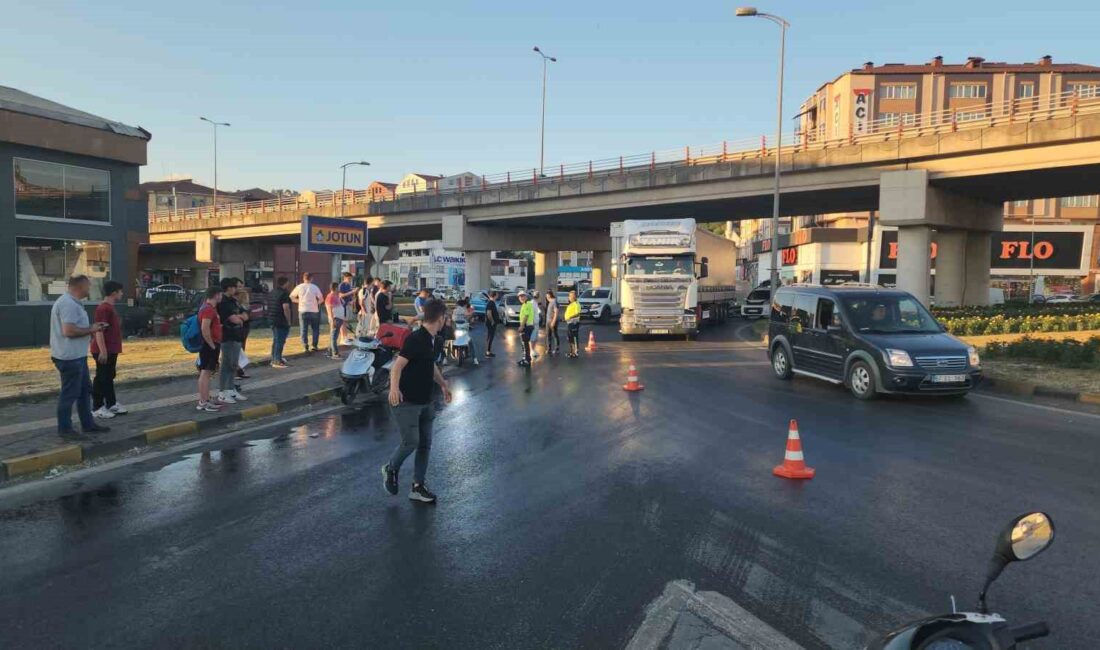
[983, 336, 1100, 369]
[931, 303, 1100, 319]
[940, 312, 1100, 336]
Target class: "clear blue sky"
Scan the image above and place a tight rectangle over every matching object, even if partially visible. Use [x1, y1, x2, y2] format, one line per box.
[3, 0, 1097, 192]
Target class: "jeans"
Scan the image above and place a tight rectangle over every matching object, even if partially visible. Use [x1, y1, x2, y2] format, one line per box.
[546, 322, 560, 354]
[92, 353, 118, 410]
[53, 357, 95, 432]
[387, 403, 435, 485]
[329, 318, 345, 356]
[271, 325, 290, 363]
[567, 322, 581, 354]
[301, 312, 321, 349]
[485, 322, 497, 353]
[521, 326, 534, 362]
[220, 340, 242, 391]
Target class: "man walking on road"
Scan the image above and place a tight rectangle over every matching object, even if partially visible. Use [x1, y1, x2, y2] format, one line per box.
[484, 290, 500, 357]
[290, 272, 323, 352]
[382, 298, 453, 504]
[545, 290, 560, 356]
[91, 280, 126, 419]
[196, 286, 224, 412]
[50, 275, 110, 439]
[268, 276, 292, 368]
[216, 278, 249, 404]
[517, 291, 535, 367]
[565, 290, 582, 359]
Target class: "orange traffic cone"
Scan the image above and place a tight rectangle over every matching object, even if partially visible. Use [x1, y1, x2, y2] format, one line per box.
[772, 419, 815, 479]
[623, 365, 645, 392]
[586, 331, 597, 352]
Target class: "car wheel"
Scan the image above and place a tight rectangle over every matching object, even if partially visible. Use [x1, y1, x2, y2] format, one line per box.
[848, 361, 877, 400]
[771, 345, 792, 380]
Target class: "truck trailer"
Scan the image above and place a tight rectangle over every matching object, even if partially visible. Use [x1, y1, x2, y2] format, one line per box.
[612, 219, 738, 340]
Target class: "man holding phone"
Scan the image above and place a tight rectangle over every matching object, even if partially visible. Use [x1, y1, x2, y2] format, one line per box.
[50, 275, 110, 440]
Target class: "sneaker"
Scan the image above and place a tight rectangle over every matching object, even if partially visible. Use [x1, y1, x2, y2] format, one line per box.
[217, 391, 237, 404]
[517, 359, 530, 367]
[329, 353, 341, 360]
[382, 464, 399, 495]
[196, 401, 223, 412]
[270, 360, 288, 369]
[231, 389, 248, 402]
[237, 371, 251, 380]
[473, 358, 480, 366]
[485, 352, 495, 358]
[108, 403, 128, 414]
[83, 424, 111, 434]
[93, 406, 116, 419]
[409, 483, 437, 503]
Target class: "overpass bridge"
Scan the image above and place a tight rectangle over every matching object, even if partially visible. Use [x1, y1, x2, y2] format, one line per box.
[147, 91, 1100, 304]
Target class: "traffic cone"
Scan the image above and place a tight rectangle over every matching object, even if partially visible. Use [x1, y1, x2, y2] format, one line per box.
[586, 331, 597, 352]
[772, 419, 815, 479]
[623, 364, 645, 392]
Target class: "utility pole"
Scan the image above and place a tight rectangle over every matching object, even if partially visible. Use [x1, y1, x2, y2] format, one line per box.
[533, 46, 557, 176]
[199, 117, 230, 216]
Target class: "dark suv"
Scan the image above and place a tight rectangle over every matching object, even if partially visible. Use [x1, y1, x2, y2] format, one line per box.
[767, 285, 981, 399]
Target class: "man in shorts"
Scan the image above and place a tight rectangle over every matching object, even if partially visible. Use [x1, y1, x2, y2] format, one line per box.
[197, 286, 224, 412]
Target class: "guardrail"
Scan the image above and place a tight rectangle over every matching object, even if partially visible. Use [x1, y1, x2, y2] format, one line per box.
[150, 89, 1100, 225]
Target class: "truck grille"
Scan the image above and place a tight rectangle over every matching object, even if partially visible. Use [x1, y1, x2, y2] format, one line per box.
[914, 355, 967, 372]
[632, 289, 685, 314]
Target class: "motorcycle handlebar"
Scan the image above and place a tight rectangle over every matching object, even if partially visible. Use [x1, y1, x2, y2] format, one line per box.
[1010, 622, 1049, 642]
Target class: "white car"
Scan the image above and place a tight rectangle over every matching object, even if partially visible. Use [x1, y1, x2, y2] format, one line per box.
[145, 284, 185, 299]
[740, 287, 771, 319]
[578, 288, 621, 323]
[1045, 294, 1080, 303]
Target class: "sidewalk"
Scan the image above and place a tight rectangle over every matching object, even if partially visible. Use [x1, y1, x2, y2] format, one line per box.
[0, 349, 347, 478]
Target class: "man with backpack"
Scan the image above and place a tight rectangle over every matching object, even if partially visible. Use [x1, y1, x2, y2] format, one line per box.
[196, 286, 224, 412]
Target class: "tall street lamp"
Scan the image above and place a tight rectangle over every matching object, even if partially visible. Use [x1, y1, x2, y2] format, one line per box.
[340, 161, 371, 217]
[199, 117, 230, 215]
[533, 46, 557, 176]
[736, 7, 788, 300]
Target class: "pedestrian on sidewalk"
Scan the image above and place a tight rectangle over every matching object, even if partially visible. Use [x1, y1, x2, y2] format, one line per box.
[382, 298, 453, 504]
[545, 290, 560, 355]
[268, 276, 292, 368]
[196, 286, 224, 412]
[565, 290, 582, 358]
[356, 275, 374, 338]
[530, 290, 542, 359]
[413, 287, 429, 321]
[236, 284, 253, 380]
[338, 271, 356, 343]
[91, 280, 126, 419]
[325, 282, 346, 360]
[216, 278, 249, 404]
[290, 272, 323, 352]
[50, 275, 111, 439]
[484, 290, 500, 357]
[517, 291, 535, 367]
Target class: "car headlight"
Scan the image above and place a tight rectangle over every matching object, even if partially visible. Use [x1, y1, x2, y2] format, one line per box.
[968, 346, 981, 368]
[886, 348, 914, 368]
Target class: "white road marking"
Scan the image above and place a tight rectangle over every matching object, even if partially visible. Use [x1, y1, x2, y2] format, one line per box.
[971, 392, 1100, 421]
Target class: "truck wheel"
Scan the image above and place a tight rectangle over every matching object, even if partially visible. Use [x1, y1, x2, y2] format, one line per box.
[848, 361, 877, 400]
[771, 346, 792, 380]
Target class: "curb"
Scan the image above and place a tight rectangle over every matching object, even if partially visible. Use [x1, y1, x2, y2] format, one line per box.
[979, 377, 1100, 405]
[0, 386, 341, 483]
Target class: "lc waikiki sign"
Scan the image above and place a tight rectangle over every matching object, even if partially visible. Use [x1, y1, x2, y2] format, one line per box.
[301, 216, 369, 256]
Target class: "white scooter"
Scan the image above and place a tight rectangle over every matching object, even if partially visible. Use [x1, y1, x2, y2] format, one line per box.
[339, 336, 395, 405]
[446, 318, 472, 367]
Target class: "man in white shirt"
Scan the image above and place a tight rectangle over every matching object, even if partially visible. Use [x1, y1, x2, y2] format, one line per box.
[290, 272, 324, 352]
[50, 275, 110, 439]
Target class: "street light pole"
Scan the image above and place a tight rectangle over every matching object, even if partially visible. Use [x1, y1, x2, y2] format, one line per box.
[533, 46, 557, 176]
[736, 7, 789, 301]
[199, 117, 230, 216]
[339, 161, 371, 217]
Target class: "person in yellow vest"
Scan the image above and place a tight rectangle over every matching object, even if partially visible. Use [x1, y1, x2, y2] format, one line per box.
[564, 290, 582, 359]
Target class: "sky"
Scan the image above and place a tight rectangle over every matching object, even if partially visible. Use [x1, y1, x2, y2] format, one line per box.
[3, 0, 1098, 193]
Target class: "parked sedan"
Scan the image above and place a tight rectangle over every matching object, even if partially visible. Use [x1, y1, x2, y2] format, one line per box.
[1045, 294, 1081, 304]
[501, 293, 523, 325]
[145, 283, 185, 300]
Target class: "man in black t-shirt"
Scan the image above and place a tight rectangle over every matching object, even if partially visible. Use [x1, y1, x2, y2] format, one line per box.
[268, 276, 293, 368]
[382, 298, 452, 503]
[375, 280, 393, 325]
[215, 277, 249, 404]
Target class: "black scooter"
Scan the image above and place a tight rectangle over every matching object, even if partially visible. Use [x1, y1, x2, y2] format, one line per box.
[869, 512, 1055, 649]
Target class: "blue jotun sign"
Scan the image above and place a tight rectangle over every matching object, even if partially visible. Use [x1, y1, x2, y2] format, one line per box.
[301, 215, 369, 255]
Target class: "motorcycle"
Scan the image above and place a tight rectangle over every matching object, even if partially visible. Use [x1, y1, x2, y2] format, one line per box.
[339, 336, 395, 405]
[868, 511, 1055, 649]
[446, 318, 472, 367]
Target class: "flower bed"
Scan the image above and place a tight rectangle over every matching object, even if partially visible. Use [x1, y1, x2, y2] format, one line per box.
[983, 336, 1100, 369]
[931, 303, 1100, 319]
[940, 312, 1100, 336]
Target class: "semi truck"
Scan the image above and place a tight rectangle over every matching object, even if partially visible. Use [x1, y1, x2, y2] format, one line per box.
[612, 219, 738, 340]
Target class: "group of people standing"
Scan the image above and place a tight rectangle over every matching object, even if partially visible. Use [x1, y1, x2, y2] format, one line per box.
[515, 289, 583, 366]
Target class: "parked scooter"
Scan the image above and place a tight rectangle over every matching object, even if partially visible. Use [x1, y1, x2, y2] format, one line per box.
[868, 512, 1055, 649]
[339, 336, 395, 405]
[446, 318, 471, 367]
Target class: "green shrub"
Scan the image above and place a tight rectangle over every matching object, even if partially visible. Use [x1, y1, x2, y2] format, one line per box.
[982, 336, 1100, 369]
[941, 312, 1100, 336]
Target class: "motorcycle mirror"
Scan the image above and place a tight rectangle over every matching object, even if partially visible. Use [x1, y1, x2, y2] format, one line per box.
[978, 512, 1054, 613]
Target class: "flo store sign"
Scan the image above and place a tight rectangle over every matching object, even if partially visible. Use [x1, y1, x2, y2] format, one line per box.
[878, 227, 1090, 274]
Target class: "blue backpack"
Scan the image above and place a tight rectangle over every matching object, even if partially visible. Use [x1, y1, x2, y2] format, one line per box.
[180, 314, 203, 352]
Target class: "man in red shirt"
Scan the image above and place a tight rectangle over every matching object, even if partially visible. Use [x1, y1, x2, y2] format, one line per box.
[197, 286, 224, 412]
[91, 281, 126, 419]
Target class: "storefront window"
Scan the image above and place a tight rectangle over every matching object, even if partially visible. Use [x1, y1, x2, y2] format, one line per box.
[15, 238, 111, 302]
[14, 158, 111, 223]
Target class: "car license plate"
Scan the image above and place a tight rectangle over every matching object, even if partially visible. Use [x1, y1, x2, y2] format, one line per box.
[650, 329, 669, 334]
[932, 374, 967, 383]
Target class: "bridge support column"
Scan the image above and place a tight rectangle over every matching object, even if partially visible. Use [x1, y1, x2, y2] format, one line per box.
[933, 230, 966, 307]
[592, 251, 612, 288]
[534, 251, 559, 295]
[964, 232, 992, 306]
[464, 251, 491, 294]
[896, 226, 933, 306]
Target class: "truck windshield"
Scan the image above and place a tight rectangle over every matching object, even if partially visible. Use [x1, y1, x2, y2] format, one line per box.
[841, 295, 942, 334]
[580, 290, 610, 299]
[625, 255, 693, 276]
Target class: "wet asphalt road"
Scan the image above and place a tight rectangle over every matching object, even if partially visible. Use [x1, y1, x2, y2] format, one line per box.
[1, 321, 1098, 649]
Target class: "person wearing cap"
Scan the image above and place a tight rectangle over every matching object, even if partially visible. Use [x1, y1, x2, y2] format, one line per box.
[564, 290, 582, 358]
[517, 292, 535, 367]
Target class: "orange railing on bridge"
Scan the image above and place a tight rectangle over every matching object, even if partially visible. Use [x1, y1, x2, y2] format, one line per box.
[149, 89, 1100, 225]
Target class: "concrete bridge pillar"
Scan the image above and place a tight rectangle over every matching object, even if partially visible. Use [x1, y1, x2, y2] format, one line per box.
[592, 251, 612, 288]
[964, 232, 993, 306]
[896, 226, 933, 306]
[933, 230, 967, 307]
[464, 251, 491, 294]
[534, 251, 559, 295]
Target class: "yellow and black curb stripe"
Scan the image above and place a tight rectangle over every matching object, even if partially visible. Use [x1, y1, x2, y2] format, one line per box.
[0, 387, 340, 483]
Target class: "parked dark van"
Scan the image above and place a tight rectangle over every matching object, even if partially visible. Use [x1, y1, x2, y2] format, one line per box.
[767, 285, 981, 399]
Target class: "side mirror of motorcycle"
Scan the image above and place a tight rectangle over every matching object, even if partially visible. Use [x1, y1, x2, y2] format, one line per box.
[978, 512, 1055, 613]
